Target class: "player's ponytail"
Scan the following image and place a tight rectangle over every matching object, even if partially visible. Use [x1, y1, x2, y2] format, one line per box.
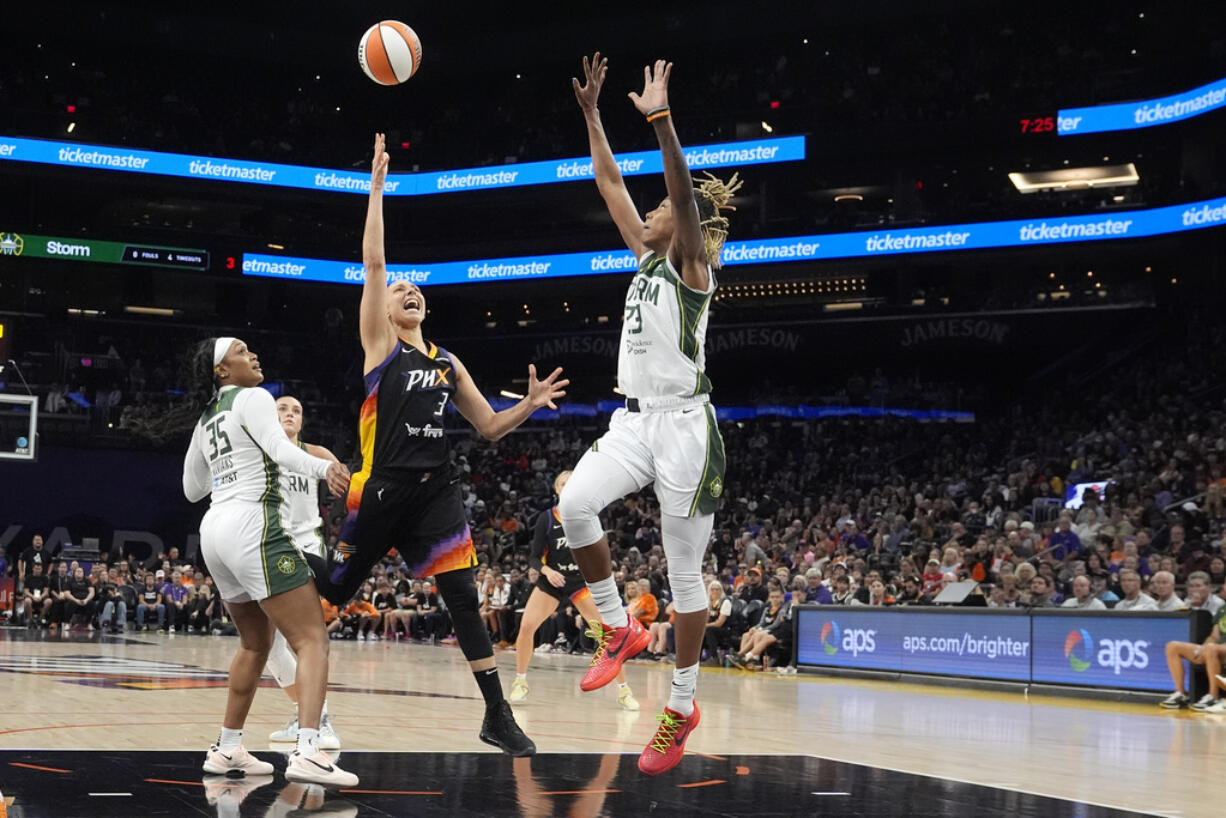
[694, 171, 743, 269]
[189, 337, 220, 414]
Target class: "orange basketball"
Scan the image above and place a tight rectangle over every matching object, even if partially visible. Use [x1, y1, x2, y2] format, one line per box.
[358, 21, 423, 85]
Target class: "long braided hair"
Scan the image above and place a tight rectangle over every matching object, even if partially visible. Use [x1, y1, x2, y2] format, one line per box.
[124, 338, 219, 445]
[693, 171, 743, 269]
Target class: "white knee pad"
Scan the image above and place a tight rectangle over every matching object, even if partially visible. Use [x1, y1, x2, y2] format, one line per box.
[663, 513, 714, 613]
[557, 449, 643, 549]
[266, 629, 298, 688]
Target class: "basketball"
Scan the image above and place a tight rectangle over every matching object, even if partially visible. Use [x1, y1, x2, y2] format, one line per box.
[358, 21, 423, 85]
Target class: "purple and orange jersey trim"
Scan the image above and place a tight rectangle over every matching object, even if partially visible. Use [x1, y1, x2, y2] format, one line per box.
[570, 586, 592, 604]
[412, 525, 477, 578]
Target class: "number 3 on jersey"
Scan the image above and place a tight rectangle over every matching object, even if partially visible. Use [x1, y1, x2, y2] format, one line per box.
[434, 391, 450, 418]
[205, 415, 233, 461]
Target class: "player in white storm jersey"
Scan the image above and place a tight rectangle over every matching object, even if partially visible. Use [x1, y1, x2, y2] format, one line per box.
[182, 337, 356, 787]
[562, 54, 742, 776]
[264, 395, 343, 750]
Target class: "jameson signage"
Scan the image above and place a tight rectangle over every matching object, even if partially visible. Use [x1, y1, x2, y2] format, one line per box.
[0, 232, 209, 270]
[899, 318, 1011, 347]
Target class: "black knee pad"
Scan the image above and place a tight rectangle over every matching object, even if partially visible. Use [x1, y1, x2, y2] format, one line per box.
[435, 568, 492, 662]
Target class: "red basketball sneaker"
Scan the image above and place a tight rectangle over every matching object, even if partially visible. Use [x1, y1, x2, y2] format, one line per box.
[579, 617, 650, 692]
[637, 702, 701, 776]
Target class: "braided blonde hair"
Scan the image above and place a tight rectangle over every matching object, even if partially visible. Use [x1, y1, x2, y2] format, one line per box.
[695, 171, 744, 268]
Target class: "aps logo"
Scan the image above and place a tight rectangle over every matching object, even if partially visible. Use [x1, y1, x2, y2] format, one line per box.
[819, 620, 876, 658]
[1064, 629, 1094, 671]
[1064, 628, 1150, 675]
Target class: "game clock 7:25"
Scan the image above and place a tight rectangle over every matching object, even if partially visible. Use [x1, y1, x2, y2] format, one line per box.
[1018, 115, 1057, 134]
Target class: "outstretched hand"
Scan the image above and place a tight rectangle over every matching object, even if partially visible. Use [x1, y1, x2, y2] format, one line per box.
[628, 59, 672, 116]
[526, 364, 569, 410]
[325, 461, 351, 498]
[371, 132, 390, 188]
[572, 52, 607, 111]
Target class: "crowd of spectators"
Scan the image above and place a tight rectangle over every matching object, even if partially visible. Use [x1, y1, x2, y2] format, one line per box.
[6, 309, 1225, 679]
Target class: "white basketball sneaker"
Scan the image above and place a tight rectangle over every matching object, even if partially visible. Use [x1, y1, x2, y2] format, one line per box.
[285, 749, 358, 788]
[320, 713, 342, 750]
[202, 744, 275, 777]
[269, 716, 299, 743]
[509, 677, 529, 702]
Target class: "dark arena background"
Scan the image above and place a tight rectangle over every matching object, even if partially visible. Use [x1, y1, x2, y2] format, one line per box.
[0, 2, 1224, 816]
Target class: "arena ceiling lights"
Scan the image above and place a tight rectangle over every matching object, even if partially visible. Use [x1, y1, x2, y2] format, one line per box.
[1008, 163, 1139, 194]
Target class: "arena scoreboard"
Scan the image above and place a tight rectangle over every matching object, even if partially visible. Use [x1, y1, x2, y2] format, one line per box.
[0, 232, 209, 271]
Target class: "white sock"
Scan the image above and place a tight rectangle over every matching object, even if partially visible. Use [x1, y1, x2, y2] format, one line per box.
[587, 575, 628, 629]
[617, 681, 628, 689]
[297, 727, 320, 756]
[516, 673, 527, 681]
[321, 699, 329, 718]
[668, 663, 699, 716]
[218, 727, 242, 751]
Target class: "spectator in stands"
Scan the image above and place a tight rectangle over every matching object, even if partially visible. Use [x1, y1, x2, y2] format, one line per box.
[729, 586, 790, 670]
[163, 569, 190, 633]
[646, 600, 675, 660]
[372, 577, 397, 639]
[866, 579, 895, 606]
[1161, 604, 1226, 712]
[1184, 572, 1223, 615]
[19, 562, 52, 627]
[701, 581, 734, 665]
[897, 575, 923, 605]
[322, 599, 343, 638]
[17, 534, 52, 592]
[189, 578, 217, 633]
[98, 567, 127, 632]
[343, 589, 380, 640]
[740, 533, 768, 568]
[1206, 558, 1225, 585]
[1027, 575, 1057, 608]
[136, 572, 166, 631]
[1149, 571, 1185, 611]
[626, 578, 658, 629]
[1090, 575, 1120, 604]
[804, 568, 833, 604]
[411, 579, 444, 643]
[921, 559, 944, 595]
[1061, 576, 1106, 610]
[63, 565, 96, 631]
[1048, 514, 1082, 561]
[737, 567, 768, 604]
[47, 561, 71, 629]
[1114, 569, 1158, 611]
[831, 575, 858, 605]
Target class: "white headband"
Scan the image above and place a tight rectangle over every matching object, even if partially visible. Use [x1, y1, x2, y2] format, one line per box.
[213, 337, 237, 367]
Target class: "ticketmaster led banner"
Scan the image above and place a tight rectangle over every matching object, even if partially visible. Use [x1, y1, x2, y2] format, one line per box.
[240, 195, 1226, 287]
[0, 135, 804, 196]
[1058, 75, 1226, 135]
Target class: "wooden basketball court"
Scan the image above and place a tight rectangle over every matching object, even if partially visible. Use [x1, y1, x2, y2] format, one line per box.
[0, 627, 1207, 816]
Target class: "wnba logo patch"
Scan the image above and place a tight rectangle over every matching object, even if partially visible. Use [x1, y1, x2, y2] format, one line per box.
[276, 555, 298, 575]
[709, 477, 723, 498]
[1064, 629, 1093, 672]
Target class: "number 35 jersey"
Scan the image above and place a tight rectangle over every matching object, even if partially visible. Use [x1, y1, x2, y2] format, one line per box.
[187, 385, 331, 506]
[359, 339, 456, 478]
[618, 252, 716, 400]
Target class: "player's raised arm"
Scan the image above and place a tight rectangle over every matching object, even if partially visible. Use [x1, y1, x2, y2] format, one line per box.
[360, 133, 396, 372]
[573, 53, 647, 258]
[450, 354, 568, 442]
[629, 60, 707, 290]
